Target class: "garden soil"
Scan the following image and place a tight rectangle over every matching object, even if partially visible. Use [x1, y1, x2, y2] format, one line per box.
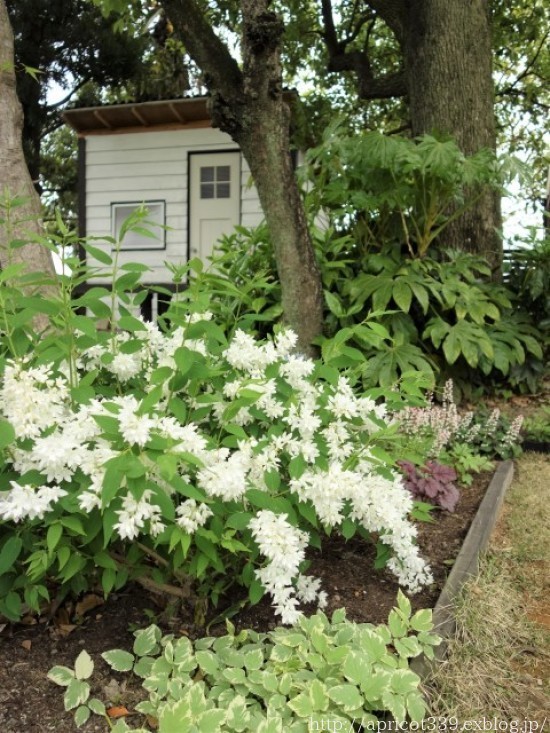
[0, 472, 493, 732]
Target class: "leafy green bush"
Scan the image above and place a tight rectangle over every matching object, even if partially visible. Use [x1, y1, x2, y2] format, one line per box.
[504, 231, 550, 391]
[48, 596, 440, 731]
[188, 131, 544, 394]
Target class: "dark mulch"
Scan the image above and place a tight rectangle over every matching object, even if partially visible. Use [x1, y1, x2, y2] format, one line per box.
[0, 472, 492, 733]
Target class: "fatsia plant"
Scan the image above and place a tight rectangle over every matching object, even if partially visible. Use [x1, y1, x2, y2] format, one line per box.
[302, 126, 501, 258]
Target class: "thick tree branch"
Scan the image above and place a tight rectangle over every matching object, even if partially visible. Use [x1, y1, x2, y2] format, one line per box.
[160, 0, 243, 103]
[321, 0, 406, 100]
[362, 0, 406, 45]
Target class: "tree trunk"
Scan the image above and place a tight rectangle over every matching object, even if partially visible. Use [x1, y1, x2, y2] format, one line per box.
[162, 0, 324, 354]
[235, 1, 323, 352]
[402, 0, 502, 273]
[0, 0, 54, 277]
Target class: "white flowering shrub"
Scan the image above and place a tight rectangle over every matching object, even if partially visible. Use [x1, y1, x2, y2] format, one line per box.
[0, 207, 432, 624]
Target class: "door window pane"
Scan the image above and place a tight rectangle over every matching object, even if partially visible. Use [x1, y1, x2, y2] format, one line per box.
[199, 164, 232, 199]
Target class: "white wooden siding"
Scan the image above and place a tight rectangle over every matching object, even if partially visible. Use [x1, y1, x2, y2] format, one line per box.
[85, 128, 263, 284]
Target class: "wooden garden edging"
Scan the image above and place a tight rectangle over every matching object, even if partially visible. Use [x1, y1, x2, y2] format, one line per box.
[411, 460, 515, 677]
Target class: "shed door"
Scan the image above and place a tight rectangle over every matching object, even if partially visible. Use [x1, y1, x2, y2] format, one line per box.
[189, 151, 241, 262]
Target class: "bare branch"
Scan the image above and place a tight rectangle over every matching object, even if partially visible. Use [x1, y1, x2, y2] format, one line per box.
[161, 0, 242, 101]
[362, 0, 406, 44]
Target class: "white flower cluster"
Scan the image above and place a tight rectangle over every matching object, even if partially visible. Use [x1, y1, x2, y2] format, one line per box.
[0, 318, 432, 623]
[0, 481, 67, 522]
[249, 510, 326, 625]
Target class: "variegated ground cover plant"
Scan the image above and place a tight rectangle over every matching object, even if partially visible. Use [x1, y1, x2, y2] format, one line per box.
[48, 595, 440, 730]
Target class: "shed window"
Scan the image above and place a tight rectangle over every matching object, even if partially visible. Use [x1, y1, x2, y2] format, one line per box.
[200, 165, 231, 199]
[111, 201, 165, 250]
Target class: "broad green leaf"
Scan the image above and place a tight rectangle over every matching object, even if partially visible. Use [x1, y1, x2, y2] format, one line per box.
[0, 536, 23, 574]
[74, 650, 94, 680]
[0, 418, 15, 450]
[101, 649, 135, 672]
[287, 692, 313, 718]
[64, 678, 90, 710]
[198, 709, 227, 733]
[133, 625, 161, 657]
[88, 698, 106, 715]
[342, 650, 371, 686]
[327, 683, 362, 710]
[309, 679, 329, 712]
[390, 668, 420, 695]
[196, 650, 219, 675]
[74, 705, 90, 727]
[410, 608, 433, 632]
[47, 665, 75, 687]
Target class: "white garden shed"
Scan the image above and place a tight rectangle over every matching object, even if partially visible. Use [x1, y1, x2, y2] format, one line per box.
[63, 97, 266, 293]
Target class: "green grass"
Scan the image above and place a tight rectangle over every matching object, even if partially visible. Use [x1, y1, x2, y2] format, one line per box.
[425, 453, 550, 722]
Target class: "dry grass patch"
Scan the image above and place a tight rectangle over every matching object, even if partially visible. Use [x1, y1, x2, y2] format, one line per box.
[425, 453, 550, 722]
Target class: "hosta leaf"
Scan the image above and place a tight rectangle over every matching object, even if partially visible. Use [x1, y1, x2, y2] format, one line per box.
[101, 649, 135, 672]
[74, 650, 94, 680]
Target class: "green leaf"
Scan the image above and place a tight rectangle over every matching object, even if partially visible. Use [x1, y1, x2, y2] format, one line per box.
[88, 698, 106, 715]
[327, 683, 362, 710]
[46, 524, 63, 554]
[133, 625, 161, 657]
[198, 709, 227, 733]
[410, 608, 433, 632]
[74, 650, 94, 680]
[390, 669, 420, 695]
[101, 649, 135, 672]
[397, 591, 412, 619]
[393, 281, 413, 312]
[47, 665, 75, 687]
[342, 650, 371, 686]
[309, 679, 329, 712]
[196, 650, 219, 675]
[388, 609, 408, 639]
[0, 536, 23, 574]
[407, 692, 428, 722]
[74, 705, 91, 727]
[0, 418, 15, 449]
[287, 692, 313, 718]
[64, 678, 90, 711]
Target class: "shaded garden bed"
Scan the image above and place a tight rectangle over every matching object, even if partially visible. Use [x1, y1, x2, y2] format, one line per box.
[0, 468, 496, 732]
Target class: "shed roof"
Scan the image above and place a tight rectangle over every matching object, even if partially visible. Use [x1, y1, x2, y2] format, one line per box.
[63, 97, 211, 136]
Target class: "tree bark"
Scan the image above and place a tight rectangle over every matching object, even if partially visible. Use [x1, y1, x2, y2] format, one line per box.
[0, 0, 54, 278]
[402, 0, 502, 274]
[162, 0, 324, 354]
